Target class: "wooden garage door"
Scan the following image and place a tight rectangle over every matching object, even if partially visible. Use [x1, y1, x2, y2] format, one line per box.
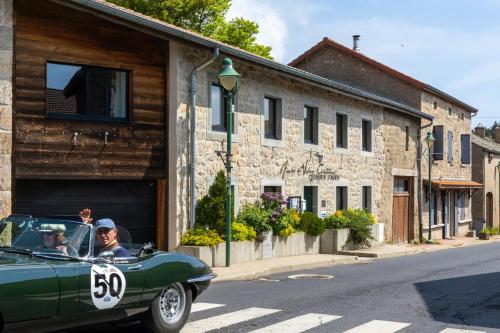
[14, 180, 157, 244]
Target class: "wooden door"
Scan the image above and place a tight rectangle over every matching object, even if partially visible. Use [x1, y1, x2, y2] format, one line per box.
[486, 192, 494, 228]
[450, 191, 456, 236]
[393, 177, 410, 244]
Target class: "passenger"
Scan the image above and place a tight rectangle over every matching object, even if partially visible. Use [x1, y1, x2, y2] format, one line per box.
[37, 224, 68, 255]
[95, 218, 130, 257]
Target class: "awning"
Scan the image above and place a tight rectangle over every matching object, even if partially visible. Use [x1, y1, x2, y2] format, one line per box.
[427, 180, 483, 190]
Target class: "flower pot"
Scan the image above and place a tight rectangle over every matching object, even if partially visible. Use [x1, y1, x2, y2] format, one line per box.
[256, 231, 272, 242]
[478, 232, 490, 240]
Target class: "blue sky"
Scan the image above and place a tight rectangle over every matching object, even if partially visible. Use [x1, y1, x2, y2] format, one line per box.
[227, 0, 500, 128]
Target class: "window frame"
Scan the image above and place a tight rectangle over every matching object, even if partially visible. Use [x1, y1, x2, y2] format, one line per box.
[263, 96, 282, 140]
[361, 118, 372, 152]
[432, 125, 444, 161]
[461, 134, 471, 164]
[210, 82, 236, 133]
[45, 61, 131, 123]
[303, 105, 318, 145]
[362, 185, 372, 212]
[336, 186, 348, 211]
[336, 113, 348, 149]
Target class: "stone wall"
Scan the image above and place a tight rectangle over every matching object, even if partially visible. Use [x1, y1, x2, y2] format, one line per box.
[291, 46, 421, 109]
[0, 0, 12, 218]
[170, 42, 423, 247]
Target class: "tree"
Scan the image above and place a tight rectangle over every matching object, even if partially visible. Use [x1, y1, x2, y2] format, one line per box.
[107, 0, 273, 59]
[486, 121, 499, 140]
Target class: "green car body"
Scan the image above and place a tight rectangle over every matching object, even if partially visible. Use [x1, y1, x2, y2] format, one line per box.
[0, 218, 214, 332]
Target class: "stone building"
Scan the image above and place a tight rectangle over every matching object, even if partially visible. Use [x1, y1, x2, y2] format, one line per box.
[0, 0, 437, 249]
[472, 125, 500, 229]
[289, 37, 481, 241]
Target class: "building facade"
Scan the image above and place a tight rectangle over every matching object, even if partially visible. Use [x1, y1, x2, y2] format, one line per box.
[289, 37, 480, 242]
[472, 126, 500, 229]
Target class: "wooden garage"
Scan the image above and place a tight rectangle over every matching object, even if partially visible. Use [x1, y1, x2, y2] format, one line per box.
[12, 0, 168, 248]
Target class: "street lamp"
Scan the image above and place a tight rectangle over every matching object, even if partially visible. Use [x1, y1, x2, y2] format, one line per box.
[217, 58, 240, 267]
[425, 131, 435, 243]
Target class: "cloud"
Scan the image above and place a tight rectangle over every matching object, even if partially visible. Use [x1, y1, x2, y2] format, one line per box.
[226, 0, 288, 62]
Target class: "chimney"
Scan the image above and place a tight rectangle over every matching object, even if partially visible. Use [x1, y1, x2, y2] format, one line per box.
[495, 126, 500, 144]
[352, 35, 360, 52]
[475, 123, 485, 138]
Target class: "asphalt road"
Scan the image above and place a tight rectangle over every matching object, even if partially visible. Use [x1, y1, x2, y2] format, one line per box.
[75, 242, 500, 333]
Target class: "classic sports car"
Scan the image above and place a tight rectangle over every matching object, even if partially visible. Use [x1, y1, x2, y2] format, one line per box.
[0, 217, 215, 333]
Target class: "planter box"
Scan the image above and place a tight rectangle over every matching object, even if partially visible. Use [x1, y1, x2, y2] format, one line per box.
[177, 245, 214, 266]
[478, 232, 490, 240]
[272, 231, 319, 258]
[320, 228, 350, 254]
[370, 223, 384, 246]
[213, 241, 263, 267]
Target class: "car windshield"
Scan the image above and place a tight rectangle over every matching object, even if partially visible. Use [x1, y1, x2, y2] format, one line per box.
[0, 217, 91, 258]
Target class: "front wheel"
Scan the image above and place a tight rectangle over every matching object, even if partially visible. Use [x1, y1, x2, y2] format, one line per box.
[143, 283, 192, 333]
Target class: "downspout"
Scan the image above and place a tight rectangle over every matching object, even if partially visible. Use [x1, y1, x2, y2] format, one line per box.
[417, 120, 433, 242]
[189, 48, 220, 229]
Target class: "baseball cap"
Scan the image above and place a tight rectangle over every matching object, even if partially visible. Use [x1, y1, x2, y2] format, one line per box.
[95, 218, 116, 230]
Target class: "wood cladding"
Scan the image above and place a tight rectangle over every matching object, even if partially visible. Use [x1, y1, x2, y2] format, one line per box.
[14, 0, 167, 179]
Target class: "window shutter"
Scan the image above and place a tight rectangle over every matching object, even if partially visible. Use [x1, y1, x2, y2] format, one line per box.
[461, 134, 471, 164]
[432, 126, 444, 160]
[447, 131, 453, 163]
[460, 193, 465, 220]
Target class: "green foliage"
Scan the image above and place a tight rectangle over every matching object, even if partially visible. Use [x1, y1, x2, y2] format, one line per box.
[274, 210, 295, 237]
[195, 170, 233, 235]
[482, 227, 499, 235]
[236, 202, 271, 233]
[180, 229, 223, 247]
[297, 212, 325, 236]
[107, 0, 273, 59]
[324, 210, 350, 229]
[231, 222, 256, 241]
[344, 209, 375, 247]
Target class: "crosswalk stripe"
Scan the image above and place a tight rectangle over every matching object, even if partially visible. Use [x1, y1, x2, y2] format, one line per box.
[182, 307, 281, 333]
[342, 320, 410, 333]
[190, 302, 225, 313]
[439, 329, 486, 333]
[247, 313, 341, 333]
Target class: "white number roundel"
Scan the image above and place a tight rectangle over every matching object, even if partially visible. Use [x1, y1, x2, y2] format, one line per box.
[91, 264, 126, 309]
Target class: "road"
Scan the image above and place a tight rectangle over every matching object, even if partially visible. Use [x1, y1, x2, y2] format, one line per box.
[78, 242, 500, 333]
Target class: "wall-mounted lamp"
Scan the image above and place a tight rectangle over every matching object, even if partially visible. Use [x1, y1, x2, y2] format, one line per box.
[72, 132, 79, 146]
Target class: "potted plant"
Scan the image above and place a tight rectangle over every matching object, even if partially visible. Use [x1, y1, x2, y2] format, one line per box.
[236, 203, 271, 241]
[479, 228, 491, 240]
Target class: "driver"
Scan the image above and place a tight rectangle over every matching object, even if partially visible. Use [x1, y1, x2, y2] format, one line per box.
[37, 224, 68, 255]
[95, 219, 130, 257]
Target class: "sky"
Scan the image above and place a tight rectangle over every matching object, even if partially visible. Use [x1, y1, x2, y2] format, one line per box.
[227, 0, 500, 128]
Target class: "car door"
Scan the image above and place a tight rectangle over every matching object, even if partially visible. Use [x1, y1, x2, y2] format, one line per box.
[76, 257, 145, 312]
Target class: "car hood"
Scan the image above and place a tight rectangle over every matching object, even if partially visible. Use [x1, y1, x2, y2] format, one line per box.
[0, 251, 50, 265]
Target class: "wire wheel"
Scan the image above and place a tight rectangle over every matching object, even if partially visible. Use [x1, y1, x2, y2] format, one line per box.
[158, 283, 187, 325]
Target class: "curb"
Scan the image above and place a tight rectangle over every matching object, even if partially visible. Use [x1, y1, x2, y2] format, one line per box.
[212, 256, 359, 282]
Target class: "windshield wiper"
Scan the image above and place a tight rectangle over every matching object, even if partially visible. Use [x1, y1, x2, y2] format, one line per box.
[0, 246, 32, 255]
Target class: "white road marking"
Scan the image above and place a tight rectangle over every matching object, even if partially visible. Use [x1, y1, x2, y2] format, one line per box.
[247, 313, 341, 333]
[342, 320, 410, 333]
[190, 302, 225, 313]
[182, 307, 281, 333]
[439, 329, 486, 333]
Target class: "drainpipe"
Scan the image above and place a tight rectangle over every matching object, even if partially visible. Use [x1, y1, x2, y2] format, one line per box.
[417, 120, 433, 242]
[189, 48, 220, 229]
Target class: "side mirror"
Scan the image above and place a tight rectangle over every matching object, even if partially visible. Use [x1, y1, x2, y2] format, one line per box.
[99, 250, 115, 260]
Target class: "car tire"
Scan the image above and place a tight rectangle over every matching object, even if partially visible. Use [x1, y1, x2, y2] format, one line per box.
[143, 283, 192, 333]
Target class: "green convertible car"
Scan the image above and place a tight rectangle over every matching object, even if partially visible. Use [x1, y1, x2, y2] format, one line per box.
[0, 217, 215, 333]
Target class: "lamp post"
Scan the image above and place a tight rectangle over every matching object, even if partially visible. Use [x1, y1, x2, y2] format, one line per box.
[217, 58, 240, 267]
[425, 131, 435, 243]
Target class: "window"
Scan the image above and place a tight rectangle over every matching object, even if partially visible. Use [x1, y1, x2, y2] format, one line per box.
[362, 186, 372, 212]
[432, 125, 444, 160]
[447, 131, 453, 163]
[433, 100, 438, 109]
[336, 186, 348, 211]
[264, 97, 282, 140]
[336, 113, 348, 148]
[461, 134, 471, 164]
[304, 106, 318, 144]
[46, 62, 128, 120]
[393, 178, 409, 193]
[211, 83, 234, 132]
[263, 185, 281, 193]
[405, 126, 410, 151]
[362, 119, 372, 152]
[448, 107, 452, 116]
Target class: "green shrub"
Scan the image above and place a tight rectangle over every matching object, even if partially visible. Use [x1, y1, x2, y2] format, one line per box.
[297, 212, 325, 236]
[344, 208, 374, 247]
[237, 203, 271, 233]
[195, 170, 234, 235]
[231, 222, 256, 241]
[180, 229, 224, 247]
[274, 210, 295, 237]
[324, 210, 350, 229]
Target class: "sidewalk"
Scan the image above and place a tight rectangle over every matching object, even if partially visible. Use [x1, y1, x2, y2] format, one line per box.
[211, 235, 500, 282]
